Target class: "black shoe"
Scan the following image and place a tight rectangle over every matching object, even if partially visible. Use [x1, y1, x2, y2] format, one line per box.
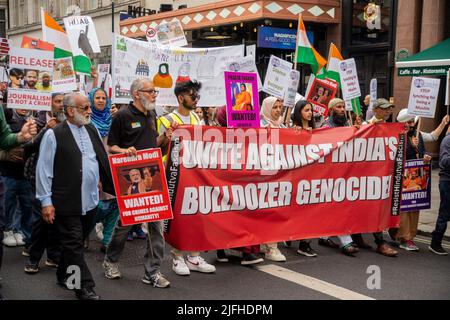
[100, 244, 107, 253]
[75, 287, 100, 300]
[216, 250, 228, 263]
[428, 243, 448, 256]
[24, 263, 39, 274]
[284, 241, 292, 247]
[241, 253, 263, 265]
[318, 238, 339, 249]
[297, 241, 317, 257]
[341, 244, 359, 257]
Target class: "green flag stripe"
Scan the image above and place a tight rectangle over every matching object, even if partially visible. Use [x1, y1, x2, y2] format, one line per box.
[73, 55, 92, 75]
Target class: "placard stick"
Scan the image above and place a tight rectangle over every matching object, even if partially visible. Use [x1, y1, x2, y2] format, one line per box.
[348, 111, 353, 126]
[284, 13, 302, 126]
[415, 117, 421, 139]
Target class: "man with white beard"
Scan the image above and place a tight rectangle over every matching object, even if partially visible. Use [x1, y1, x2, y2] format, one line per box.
[36, 92, 115, 300]
[103, 78, 172, 288]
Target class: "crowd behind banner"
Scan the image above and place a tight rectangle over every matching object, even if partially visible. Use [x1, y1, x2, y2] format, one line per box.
[0, 15, 449, 300]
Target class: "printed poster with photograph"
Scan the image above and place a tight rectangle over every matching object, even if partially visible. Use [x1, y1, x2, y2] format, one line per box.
[155, 20, 188, 47]
[400, 159, 431, 212]
[7, 47, 53, 111]
[224, 71, 260, 128]
[21, 35, 76, 93]
[109, 148, 173, 226]
[306, 77, 338, 117]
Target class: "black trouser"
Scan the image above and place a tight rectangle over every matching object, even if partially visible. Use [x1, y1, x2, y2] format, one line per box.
[28, 197, 61, 265]
[55, 208, 96, 289]
[352, 232, 386, 246]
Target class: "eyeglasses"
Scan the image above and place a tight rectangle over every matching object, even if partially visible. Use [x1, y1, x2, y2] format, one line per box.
[75, 105, 91, 112]
[139, 89, 159, 95]
[186, 93, 200, 101]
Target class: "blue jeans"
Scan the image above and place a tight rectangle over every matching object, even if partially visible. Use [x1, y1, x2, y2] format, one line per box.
[3, 177, 35, 242]
[432, 181, 450, 245]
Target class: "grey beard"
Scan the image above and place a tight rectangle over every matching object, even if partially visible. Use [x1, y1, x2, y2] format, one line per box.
[73, 112, 90, 126]
[55, 112, 66, 122]
[144, 101, 156, 111]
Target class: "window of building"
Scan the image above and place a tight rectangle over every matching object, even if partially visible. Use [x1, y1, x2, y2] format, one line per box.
[351, 0, 392, 45]
[0, 9, 5, 38]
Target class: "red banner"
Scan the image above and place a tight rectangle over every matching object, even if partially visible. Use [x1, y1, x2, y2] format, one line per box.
[109, 148, 173, 226]
[164, 124, 405, 251]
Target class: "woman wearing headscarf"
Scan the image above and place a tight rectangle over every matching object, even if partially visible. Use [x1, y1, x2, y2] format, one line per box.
[259, 96, 287, 262]
[260, 96, 286, 128]
[87, 88, 124, 251]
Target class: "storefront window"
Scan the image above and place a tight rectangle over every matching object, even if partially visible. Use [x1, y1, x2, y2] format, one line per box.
[351, 0, 391, 45]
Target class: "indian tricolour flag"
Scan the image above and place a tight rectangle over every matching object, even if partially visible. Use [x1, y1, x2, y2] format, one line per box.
[41, 8, 72, 60]
[295, 16, 326, 74]
[325, 43, 343, 85]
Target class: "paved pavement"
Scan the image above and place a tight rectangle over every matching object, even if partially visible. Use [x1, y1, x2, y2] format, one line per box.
[1, 233, 449, 301]
[418, 168, 449, 239]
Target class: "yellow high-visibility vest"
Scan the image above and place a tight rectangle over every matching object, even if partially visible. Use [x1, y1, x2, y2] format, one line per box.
[158, 111, 201, 162]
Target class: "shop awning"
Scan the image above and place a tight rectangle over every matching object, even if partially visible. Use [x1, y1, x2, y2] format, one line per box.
[396, 38, 450, 76]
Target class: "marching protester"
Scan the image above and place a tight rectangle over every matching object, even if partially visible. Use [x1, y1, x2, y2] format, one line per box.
[103, 78, 172, 288]
[429, 121, 450, 255]
[23, 93, 66, 274]
[0, 108, 33, 250]
[87, 87, 120, 253]
[367, 98, 394, 124]
[36, 92, 115, 300]
[289, 100, 318, 257]
[214, 105, 264, 266]
[0, 100, 37, 300]
[319, 98, 360, 256]
[259, 96, 287, 262]
[157, 80, 217, 276]
[352, 98, 398, 257]
[392, 109, 450, 251]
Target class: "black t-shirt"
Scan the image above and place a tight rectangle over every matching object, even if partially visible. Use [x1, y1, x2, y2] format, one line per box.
[107, 102, 157, 150]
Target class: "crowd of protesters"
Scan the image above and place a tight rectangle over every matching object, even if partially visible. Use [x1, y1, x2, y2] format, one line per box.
[0, 71, 449, 300]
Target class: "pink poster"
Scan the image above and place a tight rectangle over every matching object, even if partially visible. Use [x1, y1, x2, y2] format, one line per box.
[224, 71, 260, 128]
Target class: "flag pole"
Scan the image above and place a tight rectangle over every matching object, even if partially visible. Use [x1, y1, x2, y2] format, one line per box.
[284, 14, 302, 126]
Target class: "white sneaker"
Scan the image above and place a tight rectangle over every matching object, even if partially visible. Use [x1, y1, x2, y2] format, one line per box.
[172, 256, 190, 276]
[14, 233, 25, 246]
[2, 231, 17, 247]
[260, 244, 269, 253]
[186, 255, 216, 273]
[95, 223, 104, 241]
[265, 248, 286, 262]
[102, 260, 122, 279]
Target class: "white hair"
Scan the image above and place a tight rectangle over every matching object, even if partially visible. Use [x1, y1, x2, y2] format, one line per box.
[130, 78, 153, 98]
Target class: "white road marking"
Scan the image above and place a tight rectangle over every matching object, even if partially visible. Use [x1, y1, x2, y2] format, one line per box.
[256, 264, 375, 300]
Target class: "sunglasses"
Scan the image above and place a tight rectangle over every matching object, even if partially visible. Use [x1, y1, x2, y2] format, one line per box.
[185, 93, 200, 101]
[139, 89, 159, 95]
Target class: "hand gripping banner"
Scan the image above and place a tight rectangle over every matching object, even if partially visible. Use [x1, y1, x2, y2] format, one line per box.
[165, 123, 405, 251]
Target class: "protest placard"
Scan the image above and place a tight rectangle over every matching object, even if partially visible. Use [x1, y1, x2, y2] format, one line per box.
[370, 78, 377, 110]
[400, 159, 431, 212]
[7, 47, 53, 111]
[112, 35, 244, 106]
[262, 55, 293, 99]
[227, 56, 262, 91]
[306, 77, 338, 117]
[445, 69, 449, 107]
[97, 64, 110, 89]
[155, 20, 188, 47]
[284, 69, 300, 108]
[109, 148, 173, 226]
[407, 77, 440, 118]
[21, 35, 76, 93]
[224, 71, 260, 128]
[64, 16, 100, 74]
[339, 58, 361, 101]
[246, 45, 256, 60]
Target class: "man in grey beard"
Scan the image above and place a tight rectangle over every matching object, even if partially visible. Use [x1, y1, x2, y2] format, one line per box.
[103, 78, 172, 288]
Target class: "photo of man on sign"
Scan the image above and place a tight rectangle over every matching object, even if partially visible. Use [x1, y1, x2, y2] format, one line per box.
[119, 165, 162, 196]
[402, 167, 429, 192]
[306, 78, 338, 117]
